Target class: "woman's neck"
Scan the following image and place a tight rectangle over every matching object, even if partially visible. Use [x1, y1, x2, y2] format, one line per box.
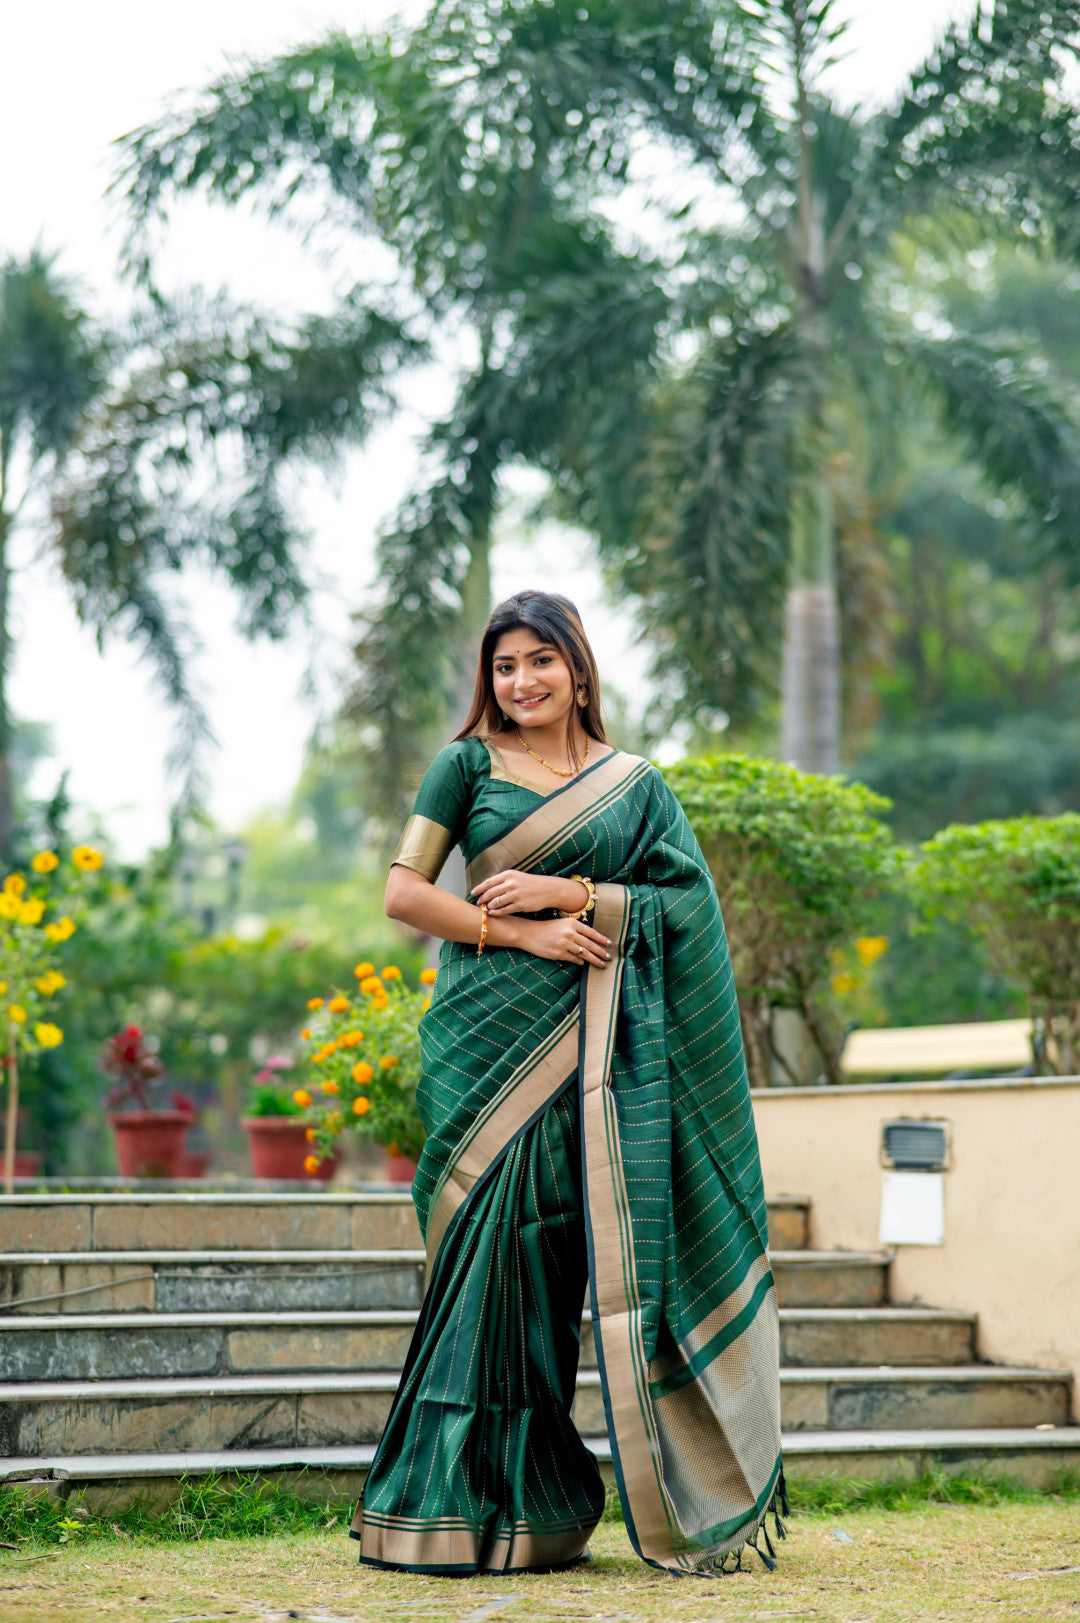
[509, 716, 588, 763]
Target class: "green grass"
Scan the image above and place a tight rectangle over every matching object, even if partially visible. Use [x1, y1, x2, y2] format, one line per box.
[2, 1467, 1080, 1549]
[4, 1504, 1080, 1623]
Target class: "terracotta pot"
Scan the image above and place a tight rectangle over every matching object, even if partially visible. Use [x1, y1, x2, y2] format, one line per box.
[108, 1111, 191, 1178]
[13, 1151, 41, 1178]
[384, 1149, 419, 1184]
[242, 1117, 338, 1182]
[175, 1149, 210, 1179]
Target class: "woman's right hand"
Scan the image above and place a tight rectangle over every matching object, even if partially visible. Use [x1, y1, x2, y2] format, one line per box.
[517, 916, 613, 968]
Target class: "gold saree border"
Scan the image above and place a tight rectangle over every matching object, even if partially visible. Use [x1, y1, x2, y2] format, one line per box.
[424, 1009, 580, 1269]
[392, 814, 455, 884]
[465, 751, 651, 889]
[579, 882, 691, 1571]
[353, 1503, 593, 1572]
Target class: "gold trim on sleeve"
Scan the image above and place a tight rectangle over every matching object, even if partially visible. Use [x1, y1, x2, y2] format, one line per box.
[391, 814, 455, 883]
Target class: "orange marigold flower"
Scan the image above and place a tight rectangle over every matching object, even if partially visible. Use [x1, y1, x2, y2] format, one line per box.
[380, 1055, 398, 1071]
[352, 1096, 370, 1116]
[328, 995, 350, 1013]
[322, 1079, 340, 1095]
[305, 1126, 317, 1141]
[341, 1030, 364, 1047]
[300, 1027, 312, 1040]
[307, 997, 324, 1010]
[419, 967, 438, 986]
[303, 1154, 321, 1174]
[292, 1088, 313, 1107]
[421, 997, 431, 1012]
[353, 961, 375, 980]
[381, 965, 401, 980]
[359, 976, 382, 996]
[386, 1141, 400, 1158]
[351, 1061, 374, 1085]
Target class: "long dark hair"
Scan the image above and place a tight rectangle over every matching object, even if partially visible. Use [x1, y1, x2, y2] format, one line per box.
[453, 590, 609, 767]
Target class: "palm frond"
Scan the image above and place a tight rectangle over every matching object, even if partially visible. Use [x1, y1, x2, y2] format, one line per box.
[0, 249, 105, 471]
[611, 320, 800, 728]
[869, 2, 1080, 254]
[895, 327, 1080, 575]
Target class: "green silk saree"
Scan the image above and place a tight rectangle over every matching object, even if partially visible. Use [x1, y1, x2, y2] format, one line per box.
[350, 737, 784, 1575]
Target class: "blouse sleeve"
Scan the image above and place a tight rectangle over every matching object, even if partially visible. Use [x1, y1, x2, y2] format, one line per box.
[391, 742, 475, 882]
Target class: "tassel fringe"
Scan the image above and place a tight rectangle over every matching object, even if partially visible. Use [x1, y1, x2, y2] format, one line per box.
[688, 1459, 791, 1578]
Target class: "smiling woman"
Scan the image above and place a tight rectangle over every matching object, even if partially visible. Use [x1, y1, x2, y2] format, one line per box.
[350, 589, 784, 1578]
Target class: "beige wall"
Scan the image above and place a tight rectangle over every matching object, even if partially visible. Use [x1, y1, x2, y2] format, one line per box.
[752, 1077, 1080, 1382]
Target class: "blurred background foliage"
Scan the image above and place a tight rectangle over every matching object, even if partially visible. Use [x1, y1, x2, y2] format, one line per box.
[8, 2, 1080, 1160]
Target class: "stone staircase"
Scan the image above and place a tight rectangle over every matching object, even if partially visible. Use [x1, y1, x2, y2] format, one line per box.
[1, 1191, 1077, 1510]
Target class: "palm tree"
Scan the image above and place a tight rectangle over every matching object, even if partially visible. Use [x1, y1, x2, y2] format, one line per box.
[115, 0, 1080, 788]
[0, 249, 416, 851]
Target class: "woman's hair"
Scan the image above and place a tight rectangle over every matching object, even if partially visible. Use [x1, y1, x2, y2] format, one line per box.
[453, 590, 608, 764]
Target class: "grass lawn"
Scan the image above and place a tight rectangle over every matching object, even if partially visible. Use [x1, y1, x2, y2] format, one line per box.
[2, 1479, 1080, 1623]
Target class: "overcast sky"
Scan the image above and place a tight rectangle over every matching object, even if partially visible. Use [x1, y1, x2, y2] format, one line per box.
[2, 0, 975, 858]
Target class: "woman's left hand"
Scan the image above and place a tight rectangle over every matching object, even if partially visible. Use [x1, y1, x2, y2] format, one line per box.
[472, 869, 587, 917]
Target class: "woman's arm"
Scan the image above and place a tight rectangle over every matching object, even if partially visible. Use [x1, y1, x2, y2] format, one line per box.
[385, 865, 612, 968]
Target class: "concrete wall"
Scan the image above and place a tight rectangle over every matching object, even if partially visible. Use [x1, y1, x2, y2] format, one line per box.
[752, 1077, 1080, 1381]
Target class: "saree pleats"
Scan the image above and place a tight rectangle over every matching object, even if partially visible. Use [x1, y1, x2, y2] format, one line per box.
[352, 1088, 605, 1573]
[353, 746, 783, 1577]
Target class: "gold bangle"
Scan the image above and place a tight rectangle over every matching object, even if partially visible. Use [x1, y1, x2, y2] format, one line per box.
[558, 874, 596, 922]
[477, 902, 488, 956]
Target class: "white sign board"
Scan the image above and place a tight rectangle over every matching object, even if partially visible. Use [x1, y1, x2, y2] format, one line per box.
[879, 1170, 945, 1246]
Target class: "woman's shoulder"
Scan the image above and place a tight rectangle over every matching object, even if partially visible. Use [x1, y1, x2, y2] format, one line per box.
[425, 734, 491, 786]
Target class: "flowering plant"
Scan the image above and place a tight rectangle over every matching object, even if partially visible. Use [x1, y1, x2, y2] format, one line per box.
[1, 844, 105, 1189]
[247, 1053, 303, 1117]
[294, 960, 432, 1172]
[101, 1023, 168, 1110]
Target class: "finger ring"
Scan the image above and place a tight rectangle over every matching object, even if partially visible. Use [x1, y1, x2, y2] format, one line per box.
[574, 942, 583, 954]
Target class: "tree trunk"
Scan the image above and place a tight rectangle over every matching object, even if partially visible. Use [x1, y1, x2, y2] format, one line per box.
[0, 508, 13, 860]
[3, 1033, 17, 1195]
[783, 27, 841, 777]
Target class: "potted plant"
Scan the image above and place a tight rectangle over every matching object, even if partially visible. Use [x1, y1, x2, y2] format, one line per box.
[103, 1023, 192, 1178]
[295, 961, 430, 1182]
[242, 1054, 338, 1182]
[0, 843, 105, 1193]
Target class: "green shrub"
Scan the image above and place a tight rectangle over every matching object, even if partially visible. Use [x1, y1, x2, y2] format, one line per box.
[664, 754, 899, 1085]
[909, 813, 1080, 1074]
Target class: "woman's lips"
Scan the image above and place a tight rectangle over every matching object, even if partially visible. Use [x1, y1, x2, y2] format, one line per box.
[515, 693, 550, 708]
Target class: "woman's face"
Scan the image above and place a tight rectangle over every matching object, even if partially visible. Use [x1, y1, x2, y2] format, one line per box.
[491, 628, 576, 730]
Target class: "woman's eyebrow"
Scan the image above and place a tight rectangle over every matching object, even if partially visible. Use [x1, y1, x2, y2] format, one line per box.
[494, 644, 556, 660]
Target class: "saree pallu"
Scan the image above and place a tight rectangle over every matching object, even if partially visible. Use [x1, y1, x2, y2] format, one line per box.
[351, 747, 784, 1575]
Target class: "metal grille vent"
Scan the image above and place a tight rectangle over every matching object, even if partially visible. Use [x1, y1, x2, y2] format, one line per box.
[882, 1120, 948, 1171]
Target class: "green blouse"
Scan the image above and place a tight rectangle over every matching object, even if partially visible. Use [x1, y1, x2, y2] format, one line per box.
[392, 735, 563, 883]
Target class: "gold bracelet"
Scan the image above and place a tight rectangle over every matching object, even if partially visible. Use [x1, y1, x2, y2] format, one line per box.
[477, 902, 488, 956]
[558, 874, 596, 922]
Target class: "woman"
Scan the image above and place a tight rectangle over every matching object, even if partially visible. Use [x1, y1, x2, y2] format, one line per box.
[350, 590, 784, 1576]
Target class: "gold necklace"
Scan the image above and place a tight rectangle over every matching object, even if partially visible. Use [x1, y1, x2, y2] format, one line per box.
[514, 731, 590, 779]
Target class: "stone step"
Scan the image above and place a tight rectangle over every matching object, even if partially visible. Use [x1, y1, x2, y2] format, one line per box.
[0, 1305, 977, 1382]
[0, 1251, 429, 1316]
[0, 1193, 811, 1255]
[770, 1250, 890, 1308]
[0, 1247, 882, 1316]
[10, 1427, 1080, 1510]
[0, 1365, 1068, 1456]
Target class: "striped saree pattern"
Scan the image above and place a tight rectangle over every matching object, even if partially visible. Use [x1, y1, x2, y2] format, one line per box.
[351, 743, 783, 1575]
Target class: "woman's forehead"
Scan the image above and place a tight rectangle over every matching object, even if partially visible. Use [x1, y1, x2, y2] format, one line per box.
[492, 630, 559, 660]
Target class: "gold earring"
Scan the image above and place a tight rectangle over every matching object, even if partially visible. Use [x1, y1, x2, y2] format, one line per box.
[576, 683, 588, 709]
